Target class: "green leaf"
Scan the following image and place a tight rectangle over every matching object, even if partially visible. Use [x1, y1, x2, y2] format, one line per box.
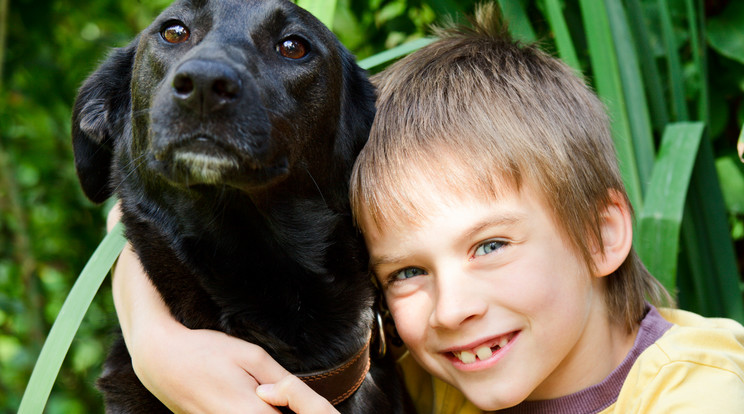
[716, 154, 744, 215]
[656, 0, 688, 121]
[605, 0, 655, 189]
[679, 137, 744, 321]
[579, 0, 643, 210]
[18, 222, 126, 414]
[497, 0, 536, 42]
[685, 0, 709, 124]
[376, 1, 407, 26]
[357, 37, 436, 70]
[638, 122, 704, 291]
[624, 0, 669, 130]
[541, 0, 580, 72]
[707, 1, 744, 65]
[296, 0, 338, 30]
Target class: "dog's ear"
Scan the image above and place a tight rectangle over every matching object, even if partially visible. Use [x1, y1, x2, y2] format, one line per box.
[71, 38, 138, 203]
[335, 48, 376, 178]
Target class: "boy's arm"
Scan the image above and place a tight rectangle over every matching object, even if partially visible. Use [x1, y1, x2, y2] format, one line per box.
[108, 205, 337, 414]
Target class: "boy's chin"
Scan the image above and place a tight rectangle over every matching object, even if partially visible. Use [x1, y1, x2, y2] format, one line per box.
[458, 382, 528, 411]
[470, 397, 521, 412]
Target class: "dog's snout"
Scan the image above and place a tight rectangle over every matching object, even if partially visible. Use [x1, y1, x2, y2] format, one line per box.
[173, 73, 195, 95]
[172, 60, 241, 113]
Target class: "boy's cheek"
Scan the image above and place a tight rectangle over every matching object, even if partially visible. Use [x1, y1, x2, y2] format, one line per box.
[388, 298, 429, 342]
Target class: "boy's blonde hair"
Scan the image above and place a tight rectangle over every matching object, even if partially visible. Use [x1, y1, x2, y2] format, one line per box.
[350, 3, 670, 331]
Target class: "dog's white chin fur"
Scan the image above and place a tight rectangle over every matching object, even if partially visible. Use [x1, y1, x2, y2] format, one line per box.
[173, 151, 238, 184]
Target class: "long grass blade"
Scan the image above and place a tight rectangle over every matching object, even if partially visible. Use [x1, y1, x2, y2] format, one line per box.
[19, 222, 126, 414]
[579, 0, 643, 210]
[605, 0, 656, 189]
[657, 0, 688, 121]
[296, 0, 338, 29]
[638, 122, 704, 291]
[624, 0, 670, 130]
[542, 0, 581, 71]
[357, 37, 436, 71]
[497, 0, 536, 42]
[685, 0, 708, 124]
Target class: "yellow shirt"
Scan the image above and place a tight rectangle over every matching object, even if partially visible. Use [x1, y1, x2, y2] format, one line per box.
[396, 307, 744, 413]
[608, 308, 744, 413]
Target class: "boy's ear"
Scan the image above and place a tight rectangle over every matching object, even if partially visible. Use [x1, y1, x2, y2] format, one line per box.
[592, 190, 633, 277]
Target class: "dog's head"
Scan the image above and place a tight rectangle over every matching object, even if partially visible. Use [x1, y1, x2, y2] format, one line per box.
[72, 0, 374, 205]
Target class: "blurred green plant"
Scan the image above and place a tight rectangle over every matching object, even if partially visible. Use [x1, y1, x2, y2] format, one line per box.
[1, 2, 172, 411]
[3, 0, 744, 412]
[18, 223, 125, 414]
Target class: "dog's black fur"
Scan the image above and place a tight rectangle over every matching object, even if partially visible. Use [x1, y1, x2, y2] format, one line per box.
[72, 0, 408, 412]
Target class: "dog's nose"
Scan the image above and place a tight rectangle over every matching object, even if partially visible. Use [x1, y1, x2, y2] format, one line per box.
[172, 60, 241, 113]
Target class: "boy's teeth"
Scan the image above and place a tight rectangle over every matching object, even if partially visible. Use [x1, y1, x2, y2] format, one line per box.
[453, 335, 513, 363]
[475, 346, 492, 360]
[454, 346, 494, 363]
[457, 350, 477, 364]
[499, 336, 509, 348]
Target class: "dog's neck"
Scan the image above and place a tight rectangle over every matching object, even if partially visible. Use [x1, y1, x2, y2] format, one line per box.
[124, 189, 374, 373]
[297, 331, 372, 406]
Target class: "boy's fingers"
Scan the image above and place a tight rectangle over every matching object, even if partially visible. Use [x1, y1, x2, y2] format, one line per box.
[107, 201, 122, 232]
[238, 342, 294, 383]
[256, 375, 339, 414]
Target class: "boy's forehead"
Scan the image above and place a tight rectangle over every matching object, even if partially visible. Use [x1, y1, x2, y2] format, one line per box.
[360, 172, 527, 234]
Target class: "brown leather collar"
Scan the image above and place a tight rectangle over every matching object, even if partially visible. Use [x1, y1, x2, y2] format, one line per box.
[297, 333, 371, 406]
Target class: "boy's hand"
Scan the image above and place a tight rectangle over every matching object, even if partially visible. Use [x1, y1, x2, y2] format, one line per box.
[256, 376, 340, 414]
[134, 324, 339, 414]
[133, 325, 283, 414]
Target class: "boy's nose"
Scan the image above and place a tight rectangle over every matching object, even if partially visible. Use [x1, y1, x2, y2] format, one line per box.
[429, 270, 488, 329]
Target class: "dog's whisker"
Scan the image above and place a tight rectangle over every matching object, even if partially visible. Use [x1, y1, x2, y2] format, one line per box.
[109, 152, 147, 195]
[304, 166, 327, 207]
[119, 152, 146, 180]
[120, 151, 146, 171]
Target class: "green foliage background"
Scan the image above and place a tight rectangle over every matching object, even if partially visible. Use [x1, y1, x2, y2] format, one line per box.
[1, 0, 744, 412]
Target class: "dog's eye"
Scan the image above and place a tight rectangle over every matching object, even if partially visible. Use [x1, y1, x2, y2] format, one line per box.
[276, 38, 308, 59]
[161, 22, 190, 44]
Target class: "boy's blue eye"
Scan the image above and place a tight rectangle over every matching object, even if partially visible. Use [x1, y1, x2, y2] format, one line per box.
[474, 240, 506, 257]
[392, 267, 426, 281]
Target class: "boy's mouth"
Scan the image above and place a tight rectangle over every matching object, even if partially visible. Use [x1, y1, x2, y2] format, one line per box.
[450, 332, 517, 364]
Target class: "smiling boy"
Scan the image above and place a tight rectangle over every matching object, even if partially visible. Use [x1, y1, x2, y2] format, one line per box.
[111, 4, 744, 413]
[346, 3, 744, 412]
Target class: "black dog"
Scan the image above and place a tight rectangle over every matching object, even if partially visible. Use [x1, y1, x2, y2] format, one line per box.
[72, 0, 409, 412]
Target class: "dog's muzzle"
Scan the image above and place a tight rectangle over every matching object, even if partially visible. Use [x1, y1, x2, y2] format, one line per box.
[172, 59, 242, 115]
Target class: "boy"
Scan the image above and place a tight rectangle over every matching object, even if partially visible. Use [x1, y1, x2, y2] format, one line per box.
[342, 4, 744, 412]
[112, 4, 744, 412]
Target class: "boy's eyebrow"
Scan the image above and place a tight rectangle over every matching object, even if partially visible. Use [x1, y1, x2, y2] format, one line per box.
[369, 253, 412, 271]
[456, 212, 526, 246]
